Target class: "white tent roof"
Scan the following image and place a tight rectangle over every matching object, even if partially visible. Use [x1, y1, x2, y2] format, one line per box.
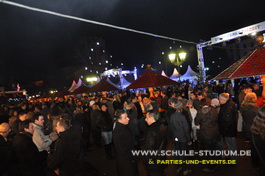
[161, 70, 168, 77]
[170, 68, 181, 80]
[108, 76, 131, 89]
[68, 80, 77, 92]
[72, 78, 83, 91]
[180, 65, 198, 81]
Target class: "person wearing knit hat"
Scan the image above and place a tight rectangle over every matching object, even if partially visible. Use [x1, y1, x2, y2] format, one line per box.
[169, 99, 192, 175]
[173, 101, 183, 111]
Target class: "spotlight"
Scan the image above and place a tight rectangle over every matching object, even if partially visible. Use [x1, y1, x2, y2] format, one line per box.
[250, 32, 257, 39]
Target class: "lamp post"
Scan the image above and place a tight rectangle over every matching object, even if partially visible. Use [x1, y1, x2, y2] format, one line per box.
[168, 52, 187, 81]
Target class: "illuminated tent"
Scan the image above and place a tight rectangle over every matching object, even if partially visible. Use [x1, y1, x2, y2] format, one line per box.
[180, 65, 198, 82]
[74, 78, 82, 90]
[108, 76, 131, 89]
[68, 80, 77, 92]
[170, 68, 181, 81]
[161, 70, 168, 77]
[126, 70, 178, 89]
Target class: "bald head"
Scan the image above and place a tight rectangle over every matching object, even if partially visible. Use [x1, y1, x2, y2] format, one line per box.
[0, 123, 11, 139]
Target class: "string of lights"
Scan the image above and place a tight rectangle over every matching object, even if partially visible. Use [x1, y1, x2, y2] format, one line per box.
[0, 0, 198, 45]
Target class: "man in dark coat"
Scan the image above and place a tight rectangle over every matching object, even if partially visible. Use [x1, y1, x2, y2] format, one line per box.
[0, 122, 19, 176]
[113, 110, 139, 176]
[143, 110, 167, 176]
[49, 118, 84, 176]
[169, 99, 192, 175]
[9, 111, 28, 134]
[218, 93, 238, 160]
[0, 123, 11, 175]
[13, 120, 45, 176]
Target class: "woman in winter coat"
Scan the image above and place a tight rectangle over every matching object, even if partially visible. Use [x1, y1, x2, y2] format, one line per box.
[98, 104, 114, 159]
[195, 98, 220, 172]
[240, 92, 259, 141]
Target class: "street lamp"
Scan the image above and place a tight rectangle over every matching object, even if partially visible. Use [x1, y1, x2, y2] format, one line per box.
[168, 52, 187, 81]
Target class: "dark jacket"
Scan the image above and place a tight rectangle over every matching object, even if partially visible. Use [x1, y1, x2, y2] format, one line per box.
[9, 118, 21, 134]
[252, 134, 265, 173]
[98, 111, 113, 132]
[127, 108, 139, 136]
[90, 110, 102, 130]
[169, 111, 191, 142]
[49, 129, 84, 176]
[218, 99, 238, 137]
[113, 122, 138, 176]
[165, 106, 176, 125]
[195, 106, 219, 140]
[0, 135, 19, 176]
[0, 135, 8, 175]
[193, 98, 202, 111]
[134, 102, 144, 119]
[240, 104, 259, 138]
[160, 96, 169, 110]
[143, 122, 167, 173]
[13, 132, 45, 176]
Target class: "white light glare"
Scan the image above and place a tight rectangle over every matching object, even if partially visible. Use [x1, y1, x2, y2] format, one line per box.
[91, 48, 94, 51]
[179, 52, 187, 60]
[106, 60, 108, 63]
[85, 67, 88, 70]
[97, 42, 100, 45]
[86, 77, 98, 82]
[251, 32, 257, 36]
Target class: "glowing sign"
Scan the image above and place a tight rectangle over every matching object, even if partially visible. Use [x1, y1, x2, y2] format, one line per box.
[211, 21, 265, 45]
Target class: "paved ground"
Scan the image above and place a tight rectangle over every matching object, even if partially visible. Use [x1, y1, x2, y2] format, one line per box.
[85, 132, 261, 176]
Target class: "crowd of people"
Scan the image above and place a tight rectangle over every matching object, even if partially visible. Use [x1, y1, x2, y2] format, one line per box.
[0, 81, 265, 176]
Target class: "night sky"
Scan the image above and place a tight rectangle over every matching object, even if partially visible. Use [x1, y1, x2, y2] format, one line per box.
[0, 0, 264, 90]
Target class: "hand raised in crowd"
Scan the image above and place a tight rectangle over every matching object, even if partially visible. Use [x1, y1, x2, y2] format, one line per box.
[50, 132, 59, 141]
